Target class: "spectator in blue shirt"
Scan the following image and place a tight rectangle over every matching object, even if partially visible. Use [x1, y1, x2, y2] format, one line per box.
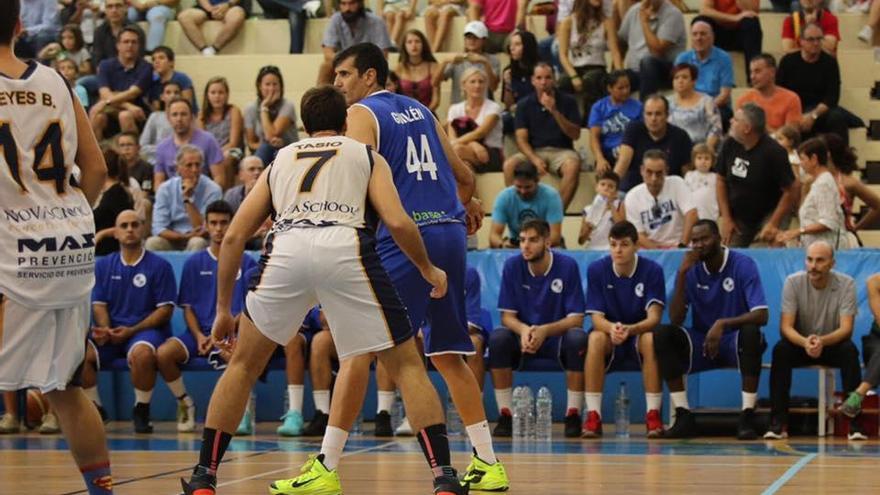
[654, 219, 769, 440]
[147, 144, 222, 251]
[155, 200, 257, 433]
[82, 210, 178, 434]
[488, 219, 587, 437]
[674, 17, 735, 128]
[15, 0, 60, 59]
[589, 70, 643, 174]
[148, 46, 196, 112]
[490, 161, 564, 248]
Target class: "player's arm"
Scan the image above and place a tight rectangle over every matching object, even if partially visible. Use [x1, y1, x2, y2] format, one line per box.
[345, 104, 378, 148]
[92, 303, 111, 328]
[73, 95, 107, 205]
[539, 313, 584, 338]
[501, 310, 532, 336]
[713, 308, 768, 335]
[129, 304, 174, 333]
[627, 303, 663, 335]
[182, 306, 204, 340]
[669, 263, 690, 327]
[590, 312, 616, 335]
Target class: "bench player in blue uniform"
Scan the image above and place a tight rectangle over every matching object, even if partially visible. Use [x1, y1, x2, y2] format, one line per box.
[331, 42, 508, 492]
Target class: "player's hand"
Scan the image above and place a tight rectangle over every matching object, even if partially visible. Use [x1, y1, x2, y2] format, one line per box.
[679, 249, 700, 274]
[703, 322, 724, 359]
[720, 216, 738, 245]
[465, 198, 483, 235]
[520, 325, 536, 353]
[420, 265, 448, 299]
[610, 322, 628, 346]
[91, 326, 110, 345]
[108, 326, 131, 345]
[211, 310, 237, 349]
[529, 325, 548, 351]
[196, 333, 213, 356]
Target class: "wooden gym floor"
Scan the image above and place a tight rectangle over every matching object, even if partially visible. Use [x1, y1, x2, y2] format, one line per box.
[1, 422, 879, 494]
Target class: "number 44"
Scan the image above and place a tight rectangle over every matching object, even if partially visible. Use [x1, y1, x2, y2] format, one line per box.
[405, 134, 438, 181]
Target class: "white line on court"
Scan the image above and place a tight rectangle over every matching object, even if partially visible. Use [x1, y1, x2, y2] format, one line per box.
[761, 453, 817, 495]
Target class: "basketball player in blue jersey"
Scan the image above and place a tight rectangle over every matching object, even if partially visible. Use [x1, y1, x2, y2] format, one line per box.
[583, 221, 665, 438]
[655, 219, 768, 440]
[330, 42, 508, 492]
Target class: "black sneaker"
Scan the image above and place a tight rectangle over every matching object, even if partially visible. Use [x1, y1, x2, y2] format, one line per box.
[564, 408, 581, 438]
[180, 465, 216, 495]
[737, 408, 758, 440]
[663, 407, 696, 439]
[763, 418, 788, 439]
[133, 402, 153, 434]
[374, 410, 393, 437]
[433, 470, 467, 495]
[302, 410, 329, 437]
[493, 409, 512, 437]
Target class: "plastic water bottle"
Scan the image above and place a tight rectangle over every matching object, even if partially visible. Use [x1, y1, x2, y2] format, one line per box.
[523, 386, 535, 439]
[535, 386, 553, 442]
[615, 382, 630, 438]
[512, 386, 526, 440]
[391, 391, 404, 432]
[446, 394, 463, 436]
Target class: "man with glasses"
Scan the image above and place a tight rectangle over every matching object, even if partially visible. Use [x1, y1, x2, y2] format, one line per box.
[92, 0, 146, 66]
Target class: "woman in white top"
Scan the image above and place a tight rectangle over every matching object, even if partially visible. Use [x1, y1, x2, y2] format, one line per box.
[557, 0, 622, 116]
[668, 63, 722, 151]
[776, 138, 848, 248]
[446, 67, 503, 171]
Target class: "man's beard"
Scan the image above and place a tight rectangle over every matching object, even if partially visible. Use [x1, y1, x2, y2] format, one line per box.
[342, 8, 365, 23]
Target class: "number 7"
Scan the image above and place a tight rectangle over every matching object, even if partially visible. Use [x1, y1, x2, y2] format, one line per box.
[297, 150, 337, 192]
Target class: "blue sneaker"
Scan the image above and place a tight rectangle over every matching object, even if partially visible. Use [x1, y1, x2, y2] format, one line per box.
[236, 407, 254, 436]
[277, 411, 304, 437]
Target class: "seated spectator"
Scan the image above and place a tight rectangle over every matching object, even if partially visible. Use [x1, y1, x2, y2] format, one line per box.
[141, 81, 180, 166]
[155, 200, 257, 432]
[736, 53, 802, 133]
[582, 220, 665, 438]
[684, 143, 720, 221]
[614, 94, 692, 191]
[89, 27, 152, 141]
[617, 0, 686, 98]
[668, 63, 722, 150]
[446, 67, 503, 172]
[501, 30, 537, 133]
[177, 0, 249, 56]
[839, 274, 880, 420]
[675, 18, 734, 126]
[244, 65, 299, 167]
[278, 307, 326, 436]
[588, 70, 641, 174]
[624, 149, 698, 248]
[655, 219, 768, 439]
[82, 209, 177, 434]
[147, 145, 222, 251]
[148, 46, 195, 111]
[396, 30, 440, 111]
[154, 98, 225, 189]
[766, 241, 862, 440]
[55, 58, 89, 107]
[858, 0, 880, 45]
[489, 219, 587, 437]
[93, 148, 135, 256]
[258, 0, 312, 54]
[224, 156, 264, 213]
[825, 133, 880, 239]
[698, 0, 761, 80]
[491, 162, 564, 247]
[379, 0, 417, 48]
[467, 0, 525, 53]
[117, 132, 155, 197]
[198, 76, 245, 183]
[557, 0, 623, 117]
[717, 104, 798, 247]
[503, 63, 582, 210]
[38, 24, 92, 74]
[127, 0, 178, 52]
[15, 0, 61, 59]
[579, 170, 625, 249]
[777, 24, 859, 145]
[90, 0, 146, 67]
[317, 0, 393, 83]
[438, 21, 501, 105]
[781, 0, 839, 56]
[424, 0, 467, 52]
[611, 0, 686, 32]
[776, 139, 849, 248]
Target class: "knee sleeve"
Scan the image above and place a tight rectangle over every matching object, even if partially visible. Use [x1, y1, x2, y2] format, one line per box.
[560, 329, 587, 372]
[487, 328, 519, 369]
[654, 325, 688, 381]
[737, 324, 764, 377]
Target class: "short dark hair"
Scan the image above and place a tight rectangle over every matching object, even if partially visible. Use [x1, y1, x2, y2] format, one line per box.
[118, 26, 142, 43]
[152, 45, 175, 62]
[605, 69, 629, 88]
[301, 85, 347, 134]
[798, 137, 829, 166]
[644, 93, 669, 113]
[520, 218, 550, 238]
[167, 97, 193, 113]
[642, 149, 669, 165]
[690, 14, 716, 31]
[609, 221, 638, 243]
[333, 43, 389, 87]
[513, 161, 538, 181]
[751, 53, 777, 70]
[0, 0, 20, 46]
[694, 218, 720, 236]
[596, 169, 620, 186]
[532, 61, 554, 77]
[116, 131, 139, 143]
[206, 200, 234, 218]
[672, 63, 698, 81]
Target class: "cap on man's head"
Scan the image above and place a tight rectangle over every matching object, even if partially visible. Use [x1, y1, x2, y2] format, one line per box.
[463, 21, 489, 39]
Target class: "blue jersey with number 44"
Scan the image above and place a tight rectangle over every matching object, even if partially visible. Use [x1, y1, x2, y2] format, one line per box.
[355, 91, 465, 243]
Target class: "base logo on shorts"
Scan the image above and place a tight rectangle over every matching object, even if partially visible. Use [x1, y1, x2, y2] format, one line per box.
[133, 273, 147, 288]
[551, 278, 563, 293]
[723, 277, 735, 292]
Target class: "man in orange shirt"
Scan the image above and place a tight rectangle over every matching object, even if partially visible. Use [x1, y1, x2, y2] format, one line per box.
[736, 53, 802, 132]
[699, 0, 762, 82]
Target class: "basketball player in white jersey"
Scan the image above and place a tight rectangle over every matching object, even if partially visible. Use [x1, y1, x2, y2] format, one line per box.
[0, 2, 112, 494]
[181, 85, 466, 495]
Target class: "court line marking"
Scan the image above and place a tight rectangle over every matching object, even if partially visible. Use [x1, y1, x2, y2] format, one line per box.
[761, 453, 817, 495]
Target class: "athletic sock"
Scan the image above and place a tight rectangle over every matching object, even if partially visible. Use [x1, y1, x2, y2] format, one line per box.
[465, 420, 497, 464]
[287, 385, 304, 413]
[646, 393, 662, 412]
[417, 423, 455, 479]
[166, 378, 188, 401]
[585, 392, 602, 414]
[83, 387, 101, 406]
[198, 427, 232, 476]
[377, 390, 395, 413]
[319, 426, 348, 470]
[80, 461, 113, 494]
[494, 388, 512, 413]
[313, 390, 330, 414]
[567, 390, 583, 413]
[670, 391, 690, 410]
[742, 392, 757, 410]
[134, 389, 153, 405]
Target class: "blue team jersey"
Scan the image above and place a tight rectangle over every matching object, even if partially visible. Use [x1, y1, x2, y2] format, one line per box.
[498, 251, 585, 326]
[177, 250, 258, 334]
[685, 248, 768, 334]
[92, 250, 177, 330]
[585, 255, 666, 325]
[355, 91, 465, 243]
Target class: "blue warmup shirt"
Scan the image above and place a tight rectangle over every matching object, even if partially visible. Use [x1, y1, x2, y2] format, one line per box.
[498, 251, 585, 326]
[92, 250, 177, 330]
[585, 255, 666, 325]
[177, 250, 258, 334]
[685, 248, 768, 334]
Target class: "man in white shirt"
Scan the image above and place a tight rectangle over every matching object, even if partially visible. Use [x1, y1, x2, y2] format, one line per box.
[625, 149, 698, 248]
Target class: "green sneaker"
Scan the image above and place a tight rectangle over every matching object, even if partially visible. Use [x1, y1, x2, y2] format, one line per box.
[461, 454, 509, 492]
[840, 392, 864, 418]
[277, 411, 304, 437]
[269, 454, 342, 495]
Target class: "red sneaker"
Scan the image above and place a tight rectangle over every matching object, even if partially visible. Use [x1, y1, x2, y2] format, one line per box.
[645, 409, 664, 438]
[581, 410, 603, 438]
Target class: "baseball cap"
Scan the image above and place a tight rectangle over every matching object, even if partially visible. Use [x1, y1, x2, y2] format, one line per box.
[463, 21, 489, 39]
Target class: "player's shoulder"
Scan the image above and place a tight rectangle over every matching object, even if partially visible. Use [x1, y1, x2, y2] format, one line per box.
[96, 252, 120, 270]
[587, 255, 612, 274]
[553, 250, 580, 271]
[183, 249, 209, 266]
[638, 255, 664, 274]
[144, 249, 174, 271]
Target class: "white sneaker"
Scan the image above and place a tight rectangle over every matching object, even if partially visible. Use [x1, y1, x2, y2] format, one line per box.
[395, 416, 413, 436]
[0, 413, 19, 434]
[38, 413, 60, 434]
[848, 430, 868, 441]
[847, 0, 871, 13]
[201, 46, 217, 56]
[858, 25, 874, 44]
[177, 397, 196, 433]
